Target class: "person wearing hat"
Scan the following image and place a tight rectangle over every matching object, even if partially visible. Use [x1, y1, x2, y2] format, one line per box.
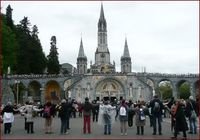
[82, 97, 93, 134]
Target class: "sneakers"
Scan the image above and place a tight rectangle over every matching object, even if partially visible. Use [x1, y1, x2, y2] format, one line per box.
[120, 133, 123, 136]
[124, 133, 127, 136]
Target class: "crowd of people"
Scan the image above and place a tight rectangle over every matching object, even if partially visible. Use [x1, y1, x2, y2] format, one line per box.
[1, 95, 199, 140]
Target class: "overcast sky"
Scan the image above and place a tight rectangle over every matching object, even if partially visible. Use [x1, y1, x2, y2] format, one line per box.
[1, 1, 199, 74]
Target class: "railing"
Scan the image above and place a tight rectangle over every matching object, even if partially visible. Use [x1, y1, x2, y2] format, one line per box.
[2, 72, 199, 79]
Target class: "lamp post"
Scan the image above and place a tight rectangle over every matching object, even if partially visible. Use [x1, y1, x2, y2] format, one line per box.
[15, 80, 20, 105]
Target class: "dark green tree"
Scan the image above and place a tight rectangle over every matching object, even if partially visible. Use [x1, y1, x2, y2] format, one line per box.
[179, 82, 190, 99]
[6, 5, 13, 28]
[29, 25, 47, 74]
[47, 36, 60, 74]
[2, 14, 17, 74]
[159, 81, 173, 100]
[15, 17, 32, 74]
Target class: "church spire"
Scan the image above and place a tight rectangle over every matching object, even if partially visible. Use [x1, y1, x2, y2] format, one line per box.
[121, 38, 132, 73]
[123, 38, 130, 58]
[77, 38, 87, 74]
[100, 3, 105, 21]
[98, 3, 107, 32]
[78, 38, 86, 58]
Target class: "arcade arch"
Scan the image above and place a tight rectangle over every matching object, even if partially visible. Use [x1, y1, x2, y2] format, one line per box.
[28, 81, 41, 102]
[45, 80, 61, 103]
[95, 78, 125, 101]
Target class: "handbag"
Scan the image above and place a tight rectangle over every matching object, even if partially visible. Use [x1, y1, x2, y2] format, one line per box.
[190, 102, 197, 119]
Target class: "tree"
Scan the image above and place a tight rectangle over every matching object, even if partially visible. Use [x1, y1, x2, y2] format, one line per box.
[15, 17, 32, 74]
[2, 14, 17, 74]
[158, 81, 173, 100]
[15, 17, 47, 74]
[47, 36, 60, 74]
[6, 5, 13, 28]
[179, 82, 190, 99]
[29, 25, 47, 74]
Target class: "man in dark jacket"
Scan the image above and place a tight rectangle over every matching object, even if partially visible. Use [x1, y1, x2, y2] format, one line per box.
[58, 99, 71, 134]
[82, 97, 93, 134]
[149, 94, 164, 135]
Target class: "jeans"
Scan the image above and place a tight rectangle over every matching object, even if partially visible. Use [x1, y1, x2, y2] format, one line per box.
[128, 114, 133, 127]
[189, 117, 197, 134]
[66, 117, 70, 129]
[152, 115, 162, 134]
[60, 118, 67, 134]
[4, 123, 12, 134]
[83, 116, 91, 133]
[104, 124, 111, 134]
[26, 122, 34, 133]
[93, 112, 98, 122]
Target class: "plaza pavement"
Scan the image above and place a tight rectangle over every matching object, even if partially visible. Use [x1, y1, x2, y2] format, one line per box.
[1, 114, 199, 140]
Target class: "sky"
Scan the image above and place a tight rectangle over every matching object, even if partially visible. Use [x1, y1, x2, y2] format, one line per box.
[1, 1, 199, 74]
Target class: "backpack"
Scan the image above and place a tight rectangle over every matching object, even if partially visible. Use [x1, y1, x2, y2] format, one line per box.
[58, 106, 65, 117]
[153, 101, 160, 112]
[103, 107, 110, 122]
[119, 106, 127, 116]
[139, 108, 145, 121]
[43, 106, 51, 118]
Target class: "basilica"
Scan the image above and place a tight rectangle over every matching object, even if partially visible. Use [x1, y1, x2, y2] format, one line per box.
[64, 4, 153, 102]
[3, 4, 198, 105]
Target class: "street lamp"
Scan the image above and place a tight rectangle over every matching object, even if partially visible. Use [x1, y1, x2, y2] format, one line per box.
[15, 80, 20, 105]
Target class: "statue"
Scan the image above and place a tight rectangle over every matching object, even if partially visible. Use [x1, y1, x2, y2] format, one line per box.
[7, 66, 10, 75]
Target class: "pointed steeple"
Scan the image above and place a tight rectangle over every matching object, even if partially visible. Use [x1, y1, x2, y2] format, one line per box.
[123, 38, 130, 57]
[78, 38, 86, 58]
[98, 3, 107, 32]
[121, 38, 132, 73]
[100, 3, 105, 21]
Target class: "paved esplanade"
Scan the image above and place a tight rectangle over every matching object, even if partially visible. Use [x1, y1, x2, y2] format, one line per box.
[1, 114, 199, 139]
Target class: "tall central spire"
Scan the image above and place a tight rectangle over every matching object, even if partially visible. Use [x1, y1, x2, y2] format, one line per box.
[91, 3, 115, 73]
[100, 3, 105, 21]
[95, 3, 110, 65]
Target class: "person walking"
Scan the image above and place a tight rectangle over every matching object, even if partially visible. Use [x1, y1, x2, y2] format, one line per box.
[1, 102, 15, 134]
[118, 99, 128, 136]
[149, 94, 164, 135]
[82, 97, 93, 134]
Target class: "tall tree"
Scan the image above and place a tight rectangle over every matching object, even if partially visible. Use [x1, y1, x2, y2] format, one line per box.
[29, 25, 47, 74]
[2, 14, 17, 74]
[15, 17, 32, 74]
[6, 5, 13, 28]
[47, 36, 60, 74]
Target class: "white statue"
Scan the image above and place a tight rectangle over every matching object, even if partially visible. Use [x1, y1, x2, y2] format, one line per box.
[7, 66, 10, 75]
